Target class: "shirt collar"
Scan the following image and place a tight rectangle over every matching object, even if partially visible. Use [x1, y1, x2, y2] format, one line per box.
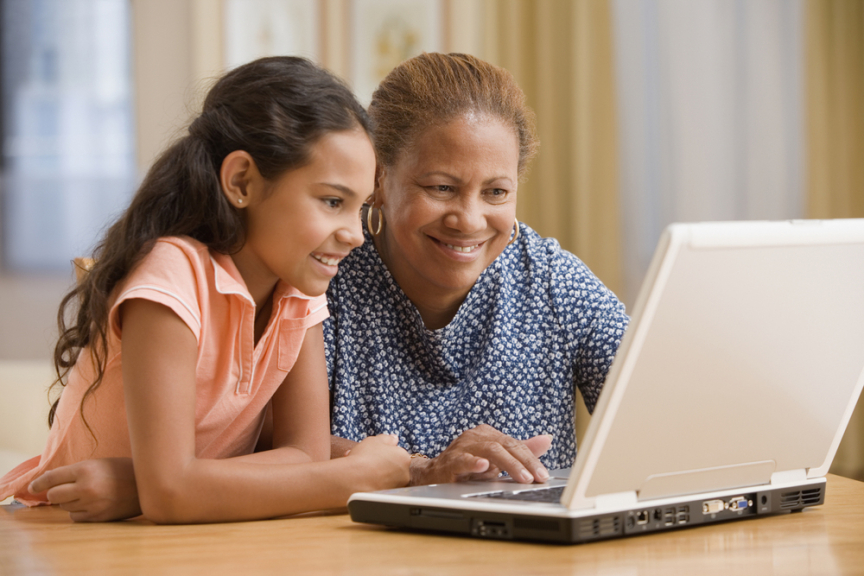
[210, 252, 317, 305]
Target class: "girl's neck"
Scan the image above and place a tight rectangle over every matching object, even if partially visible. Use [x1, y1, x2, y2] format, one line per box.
[229, 249, 279, 310]
[253, 290, 274, 345]
[229, 249, 279, 344]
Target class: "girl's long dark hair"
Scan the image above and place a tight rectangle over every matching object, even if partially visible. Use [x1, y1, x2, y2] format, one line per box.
[49, 56, 370, 428]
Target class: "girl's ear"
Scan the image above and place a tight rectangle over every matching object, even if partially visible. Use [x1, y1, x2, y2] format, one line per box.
[220, 151, 263, 207]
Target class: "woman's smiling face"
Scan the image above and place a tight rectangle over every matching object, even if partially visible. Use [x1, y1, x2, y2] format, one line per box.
[375, 114, 520, 310]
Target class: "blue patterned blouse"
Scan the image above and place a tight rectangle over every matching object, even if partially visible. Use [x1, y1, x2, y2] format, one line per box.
[323, 223, 629, 469]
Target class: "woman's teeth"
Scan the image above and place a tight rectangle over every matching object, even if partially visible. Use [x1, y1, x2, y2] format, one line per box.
[312, 254, 341, 266]
[444, 243, 480, 253]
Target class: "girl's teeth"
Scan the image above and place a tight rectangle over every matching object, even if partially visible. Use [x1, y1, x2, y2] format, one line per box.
[445, 243, 479, 253]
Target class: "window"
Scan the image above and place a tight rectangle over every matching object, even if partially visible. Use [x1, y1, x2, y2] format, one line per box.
[1, 0, 136, 271]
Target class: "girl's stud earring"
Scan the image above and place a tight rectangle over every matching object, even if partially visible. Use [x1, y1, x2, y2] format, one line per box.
[237, 198, 243, 204]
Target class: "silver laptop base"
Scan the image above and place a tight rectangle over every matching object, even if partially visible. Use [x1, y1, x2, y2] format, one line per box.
[349, 481, 825, 543]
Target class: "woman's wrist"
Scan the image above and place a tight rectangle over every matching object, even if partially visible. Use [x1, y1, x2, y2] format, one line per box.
[408, 454, 433, 486]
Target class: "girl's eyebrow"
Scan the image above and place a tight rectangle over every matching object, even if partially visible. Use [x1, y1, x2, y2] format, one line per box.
[317, 182, 358, 197]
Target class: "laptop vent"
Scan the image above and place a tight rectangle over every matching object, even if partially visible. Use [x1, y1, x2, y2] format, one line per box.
[577, 516, 621, 539]
[779, 487, 822, 509]
[513, 518, 560, 532]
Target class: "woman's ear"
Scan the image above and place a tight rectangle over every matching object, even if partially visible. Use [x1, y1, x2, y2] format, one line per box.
[372, 164, 387, 207]
[220, 151, 263, 208]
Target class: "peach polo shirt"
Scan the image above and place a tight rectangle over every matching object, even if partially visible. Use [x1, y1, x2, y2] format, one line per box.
[0, 236, 328, 505]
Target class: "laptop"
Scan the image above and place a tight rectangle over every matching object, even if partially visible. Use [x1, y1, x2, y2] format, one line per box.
[347, 219, 864, 543]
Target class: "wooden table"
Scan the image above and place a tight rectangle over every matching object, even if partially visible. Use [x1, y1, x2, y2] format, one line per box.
[2, 474, 863, 575]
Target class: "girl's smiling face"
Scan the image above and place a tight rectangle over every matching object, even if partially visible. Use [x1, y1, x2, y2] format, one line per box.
[226, 128, 376, 303]
[374, 115, 520, 315]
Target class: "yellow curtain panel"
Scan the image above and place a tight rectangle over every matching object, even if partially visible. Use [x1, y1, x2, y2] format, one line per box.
[808, 0, 864, 482]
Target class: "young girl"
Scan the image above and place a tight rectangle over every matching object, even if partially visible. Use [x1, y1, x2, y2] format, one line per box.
[0, 57, 409, 523]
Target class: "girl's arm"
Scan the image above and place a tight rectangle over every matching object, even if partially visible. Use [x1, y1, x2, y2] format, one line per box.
[122, 298, 408, 524]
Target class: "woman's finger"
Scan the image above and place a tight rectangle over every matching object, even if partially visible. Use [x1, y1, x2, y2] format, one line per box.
[474, 442, 537, 483]
[523, 434, 553, 458]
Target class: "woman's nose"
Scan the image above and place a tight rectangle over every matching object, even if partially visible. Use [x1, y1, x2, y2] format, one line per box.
[443, 196, 485, 233]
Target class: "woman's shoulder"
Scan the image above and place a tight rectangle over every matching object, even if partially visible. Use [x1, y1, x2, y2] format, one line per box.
[508, 223, 589, 277]
[509, 223, 626, 314]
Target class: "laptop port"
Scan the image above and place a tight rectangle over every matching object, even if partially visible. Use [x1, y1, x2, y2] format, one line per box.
[471, 519, 511, 539]
[663, 507, 675, 526]
[702, 499, 725, 514]
[728, 497, 752, 511]
[636, 510, 649, 525]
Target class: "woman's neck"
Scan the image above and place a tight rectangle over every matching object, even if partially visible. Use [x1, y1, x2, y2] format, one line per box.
[372, 234, 468, 331]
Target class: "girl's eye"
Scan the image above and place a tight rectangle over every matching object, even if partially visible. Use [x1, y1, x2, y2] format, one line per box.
[323, 197, 343, 209]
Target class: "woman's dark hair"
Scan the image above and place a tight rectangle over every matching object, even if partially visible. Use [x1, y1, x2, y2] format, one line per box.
[49, 56, 370, 427]
[368, 52, 538, 178]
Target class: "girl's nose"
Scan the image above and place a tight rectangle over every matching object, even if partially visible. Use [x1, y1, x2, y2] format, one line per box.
[335, 215, 364, 248]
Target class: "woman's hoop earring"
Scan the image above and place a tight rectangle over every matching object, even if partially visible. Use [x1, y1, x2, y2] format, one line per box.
[367, 206, 384, 236]
[507, 220, 520, 246]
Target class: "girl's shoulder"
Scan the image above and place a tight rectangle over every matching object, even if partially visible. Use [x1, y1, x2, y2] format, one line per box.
[129, 236, 216, 281]
[110, 236, 217, 343]
[148, 235, 211, 262]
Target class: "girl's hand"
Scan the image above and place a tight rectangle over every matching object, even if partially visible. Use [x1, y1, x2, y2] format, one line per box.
[344, 435, 411, 491]
[408, 425, 552, 486]
[28, 457, 141, 522]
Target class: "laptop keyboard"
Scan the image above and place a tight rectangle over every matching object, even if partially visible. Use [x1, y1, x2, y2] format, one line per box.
[468, 485, 565, 503]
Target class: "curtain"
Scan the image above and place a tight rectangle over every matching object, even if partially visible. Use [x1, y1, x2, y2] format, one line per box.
[807, 0, 864, 482]
[612, 0, 806, 306]
[480, 0, 623, 298]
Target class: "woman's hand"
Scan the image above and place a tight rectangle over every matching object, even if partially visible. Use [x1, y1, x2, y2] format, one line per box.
[344, 434, 411, 491]
[409, 425, 552, 486]
[28, 457, 141, 522]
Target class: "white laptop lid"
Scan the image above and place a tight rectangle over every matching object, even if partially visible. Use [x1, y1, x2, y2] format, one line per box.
[564, 219, 864, 510]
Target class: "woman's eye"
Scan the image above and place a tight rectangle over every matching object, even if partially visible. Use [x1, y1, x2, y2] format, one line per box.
[487, 188, 508, 198]
[428, 185, 452, 193]
[323, 197, 342, 209]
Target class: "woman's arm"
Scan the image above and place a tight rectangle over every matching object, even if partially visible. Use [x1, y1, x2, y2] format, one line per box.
[121, 298, 408, 524]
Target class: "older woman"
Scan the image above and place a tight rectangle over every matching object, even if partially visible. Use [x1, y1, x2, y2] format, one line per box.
[326, 53, 629, 486]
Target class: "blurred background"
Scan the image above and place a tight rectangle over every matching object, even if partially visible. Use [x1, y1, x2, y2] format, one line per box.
[0, 0, 861, 481]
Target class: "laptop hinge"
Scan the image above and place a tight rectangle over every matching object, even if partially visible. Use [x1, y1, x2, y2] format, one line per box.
[770, 469, 808, 486]
[593, 491, 638, 512]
